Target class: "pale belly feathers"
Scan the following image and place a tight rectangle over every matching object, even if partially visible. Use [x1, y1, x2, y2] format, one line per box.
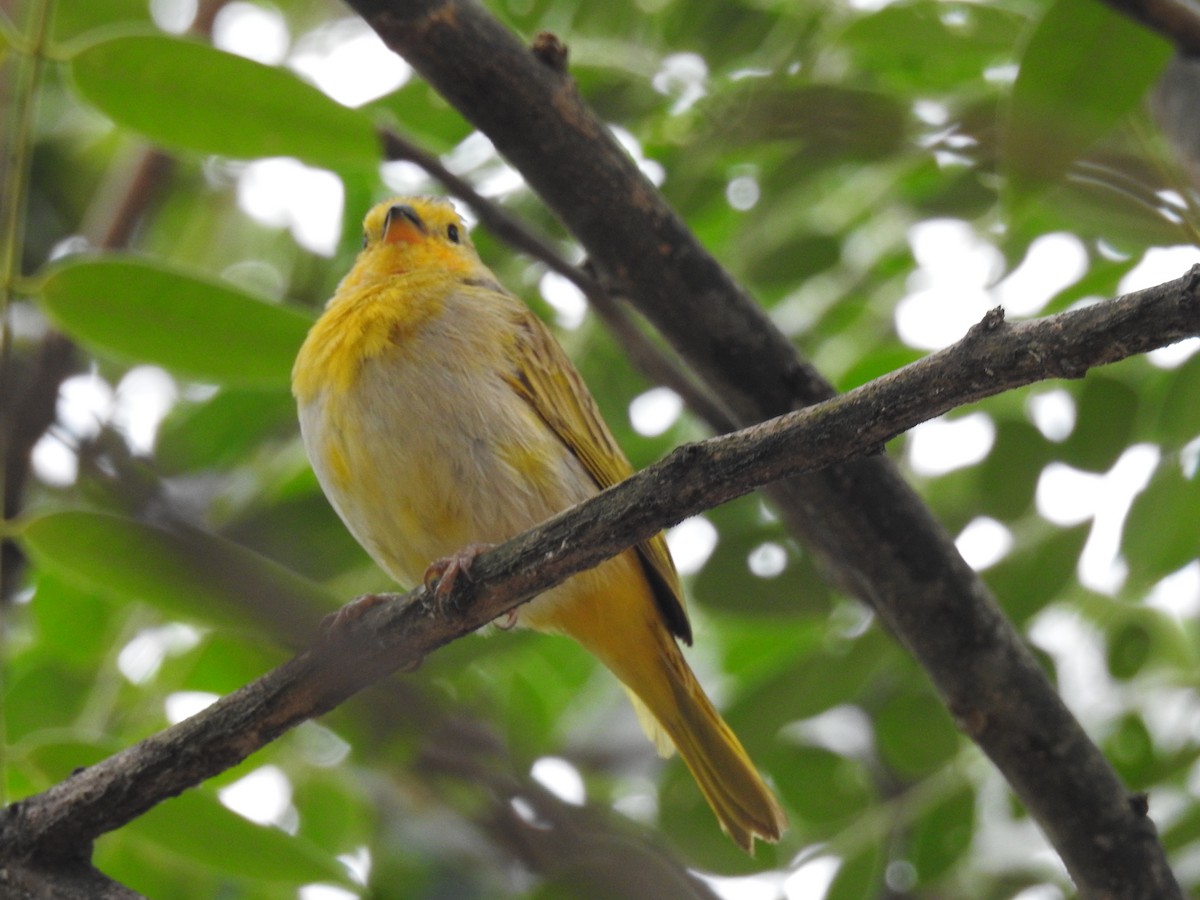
[298, 297, 600, 624]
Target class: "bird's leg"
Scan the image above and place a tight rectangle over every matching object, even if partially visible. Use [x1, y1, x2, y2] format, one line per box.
[423, 542, 494, 598]
[318, 595, 424, 671]
[319, 593, 389, 634]
[493, 608, 520, 630]
[424, 543, 521, 629]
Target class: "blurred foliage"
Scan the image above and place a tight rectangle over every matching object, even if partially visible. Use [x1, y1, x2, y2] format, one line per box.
[2, 0, 1199, 897]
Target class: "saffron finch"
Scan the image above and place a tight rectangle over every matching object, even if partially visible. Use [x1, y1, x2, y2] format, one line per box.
[292, 197, 786, 850]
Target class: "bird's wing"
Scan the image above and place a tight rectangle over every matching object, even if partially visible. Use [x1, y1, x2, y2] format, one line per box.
[502, 300, 693, 645]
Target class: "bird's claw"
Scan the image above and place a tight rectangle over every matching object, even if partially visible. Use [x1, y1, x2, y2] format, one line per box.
[423, 543, 493, 600]
[423, 544, 520, 629]
[319, 593, 387, 636]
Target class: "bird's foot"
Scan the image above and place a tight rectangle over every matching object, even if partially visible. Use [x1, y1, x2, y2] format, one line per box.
[319, 593, 388, 635]
[494, 608, 520, 630]
[423, 543, 494, 599]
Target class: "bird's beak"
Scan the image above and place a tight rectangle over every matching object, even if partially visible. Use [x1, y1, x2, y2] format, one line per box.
[383, 204, 425, 245]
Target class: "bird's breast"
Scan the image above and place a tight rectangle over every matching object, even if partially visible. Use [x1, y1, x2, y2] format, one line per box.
[298, 306, 594, 588]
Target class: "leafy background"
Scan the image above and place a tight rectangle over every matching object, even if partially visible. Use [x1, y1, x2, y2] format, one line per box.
[3, 0, 1199, 897]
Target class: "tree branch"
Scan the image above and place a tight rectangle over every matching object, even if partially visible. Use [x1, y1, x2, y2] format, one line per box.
[4, 269, 1196, 887]
[0, 860, 145, 900]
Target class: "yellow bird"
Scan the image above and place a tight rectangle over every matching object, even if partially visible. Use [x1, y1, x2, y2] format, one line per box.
[293, 196, 786, 851]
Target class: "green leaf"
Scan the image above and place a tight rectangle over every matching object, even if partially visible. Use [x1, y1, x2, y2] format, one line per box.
[20, 510, 335, 631]
[220, 492, 373, 583]
[30, 574, 116, 670]
[902, 159, 998, 221]
[1158, 352, 1200, 447]
[1106, 619, 1153, 680]
[39, 257, 312, 389]
[120, 788, 348, 884]
[1103, 713, 1155, 788]
[1163, 804, 1200, 853]
[157, 390, 299, 473]
[743, 233, 841, 296]
[52, 0, 150, 41]
[3, 661, 93, 746]
[293, 770, 376, 854]
[838, 345, 923, 393]
[985, 523, 1089, 624]
[701, 79, 908, 161]
[1123, 461, 1200, 589]
[773, 745, 873, 825]
[693, 497, 832, 617]
[743, 627, 893, 723]
[1060, 376, 1139, 472]
[976, 419, 1054, 522]
[875, 690, 959, 777]
[911, 786, 974, 883]
[164, 633, 281, 697]
[20, 737, 123, 789]
[1003, 0, 1171, 204]
[70, 34, 380, 169]
[369, 80, 473, 154]
[826, 843, 884, 900]
[840, 1, 1021, 92]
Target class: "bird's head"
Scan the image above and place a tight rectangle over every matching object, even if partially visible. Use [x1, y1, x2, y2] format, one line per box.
[342, 196, 485, 288]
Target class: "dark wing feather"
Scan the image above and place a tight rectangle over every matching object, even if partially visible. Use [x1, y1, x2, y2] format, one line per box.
[502, 303, 692, 645]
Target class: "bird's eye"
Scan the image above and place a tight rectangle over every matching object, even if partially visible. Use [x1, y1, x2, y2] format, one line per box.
[447, 224, 460, 244]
